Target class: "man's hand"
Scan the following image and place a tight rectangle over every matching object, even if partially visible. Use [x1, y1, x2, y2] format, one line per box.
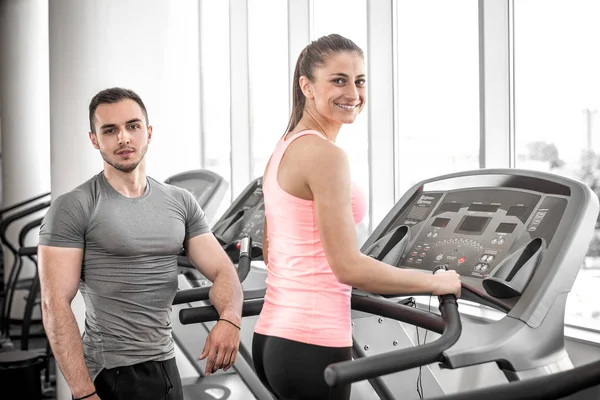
[198, 320, 241, 376]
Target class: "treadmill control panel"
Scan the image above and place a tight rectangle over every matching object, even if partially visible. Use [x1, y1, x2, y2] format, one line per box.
[233, 185, 265, 245]
[394, 188, 566, 279]
[211, 178, 265, 260]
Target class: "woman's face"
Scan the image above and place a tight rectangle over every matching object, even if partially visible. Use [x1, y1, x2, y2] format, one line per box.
[304, 51, 366, 125]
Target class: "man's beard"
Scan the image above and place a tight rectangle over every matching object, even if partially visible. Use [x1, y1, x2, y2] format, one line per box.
[100, 144, 148, 173]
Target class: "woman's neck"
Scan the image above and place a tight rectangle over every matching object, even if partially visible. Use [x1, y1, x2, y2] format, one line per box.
[294, 109, 341, 142]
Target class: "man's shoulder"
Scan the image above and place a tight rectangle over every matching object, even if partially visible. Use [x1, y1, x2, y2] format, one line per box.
[52, 173, 102, 208]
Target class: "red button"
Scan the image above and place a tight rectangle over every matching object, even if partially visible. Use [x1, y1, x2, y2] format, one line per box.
[236, 242, 241, 249]
[458, 256, 466, 264]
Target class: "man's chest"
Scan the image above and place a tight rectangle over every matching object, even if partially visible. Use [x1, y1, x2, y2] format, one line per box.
[85, 197, 187, 257]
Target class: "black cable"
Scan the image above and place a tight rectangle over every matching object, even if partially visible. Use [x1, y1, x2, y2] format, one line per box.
[416, 314, 423, 399]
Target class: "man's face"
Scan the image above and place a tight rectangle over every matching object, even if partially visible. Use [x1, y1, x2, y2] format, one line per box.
[89, 99, 152, 173]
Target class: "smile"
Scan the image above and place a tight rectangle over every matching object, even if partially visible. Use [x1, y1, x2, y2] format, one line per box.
[335, 103, 360, 110]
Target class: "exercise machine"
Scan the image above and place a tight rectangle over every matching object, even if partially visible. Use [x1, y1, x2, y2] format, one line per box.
[324, 169, 599, 399]
[178, 169, 600, 399]
[165, 169, 229, 227]
[173, 177, 273, 400]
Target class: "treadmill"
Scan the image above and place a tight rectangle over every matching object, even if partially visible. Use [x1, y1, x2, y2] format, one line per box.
[164, 169, 229, 225]
[178, 169, 600, 399]
[173, 177, 274, 400]
[162, 169, 265, 399]
[323, 169, 600, 399]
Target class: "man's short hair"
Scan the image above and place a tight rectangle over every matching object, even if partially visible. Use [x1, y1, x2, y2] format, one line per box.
[89, 88, 149, 133]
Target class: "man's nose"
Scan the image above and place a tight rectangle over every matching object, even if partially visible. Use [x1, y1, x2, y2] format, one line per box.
[117, 128, 131, 144]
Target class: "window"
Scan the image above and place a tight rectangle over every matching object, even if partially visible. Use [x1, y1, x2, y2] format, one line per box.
[514, 0, 600, 330]
[201, 0, 232, 219]
[248, 0, 289, 179]
[395, 1, 480, 196]
[313, 0, 370, 244]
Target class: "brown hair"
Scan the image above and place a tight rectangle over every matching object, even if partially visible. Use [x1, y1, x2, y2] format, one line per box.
[286, 34, 364, 133]
[89, 87, 149, 133]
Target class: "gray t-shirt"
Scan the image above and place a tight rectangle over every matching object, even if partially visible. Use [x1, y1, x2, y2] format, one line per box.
[39, 172, 211, 379]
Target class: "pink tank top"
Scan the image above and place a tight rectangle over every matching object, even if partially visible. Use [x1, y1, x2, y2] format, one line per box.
[254, 130, 367, 347]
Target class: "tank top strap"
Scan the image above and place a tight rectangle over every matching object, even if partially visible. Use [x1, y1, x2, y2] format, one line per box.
[282, 129, 328, 147]
[270, 130, 328, 170]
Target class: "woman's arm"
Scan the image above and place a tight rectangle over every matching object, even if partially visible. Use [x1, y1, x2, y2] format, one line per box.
[306, 140, 461, 297]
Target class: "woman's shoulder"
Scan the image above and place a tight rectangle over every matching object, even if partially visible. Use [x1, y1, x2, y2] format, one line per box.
[286, 130, 345, 159]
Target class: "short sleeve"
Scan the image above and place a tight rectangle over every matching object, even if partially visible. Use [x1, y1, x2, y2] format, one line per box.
[182, 190, 212, 240]
[38, 192, 88, 249]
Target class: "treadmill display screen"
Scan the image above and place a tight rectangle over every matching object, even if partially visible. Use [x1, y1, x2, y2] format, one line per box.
[438, 202, 463, 213]
[507, 206, 528, 217]
[456, 216, 490, 234]
[468, 204, 499, 213]
[432, 217, 451, 228]
[496, 222, 517, 234]
[407, 204, 430, 221]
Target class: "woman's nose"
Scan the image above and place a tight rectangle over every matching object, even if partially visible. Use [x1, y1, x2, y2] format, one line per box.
[346, 84, 360, 101]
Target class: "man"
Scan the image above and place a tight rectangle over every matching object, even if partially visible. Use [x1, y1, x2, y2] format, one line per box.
[38, 87, 243, 400]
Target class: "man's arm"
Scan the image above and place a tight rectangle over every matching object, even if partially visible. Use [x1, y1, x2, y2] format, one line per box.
[38, 245, 98, 399]
[184, 233, 243, 375]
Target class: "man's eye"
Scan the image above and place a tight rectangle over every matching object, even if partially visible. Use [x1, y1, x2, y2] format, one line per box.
[334, 78, 344, 84]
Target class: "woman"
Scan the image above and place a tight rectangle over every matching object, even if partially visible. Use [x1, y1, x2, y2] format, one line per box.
[252, 34, 461, 400]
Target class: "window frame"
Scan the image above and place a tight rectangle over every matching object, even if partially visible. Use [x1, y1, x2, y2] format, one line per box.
[210, 0, 600, 336]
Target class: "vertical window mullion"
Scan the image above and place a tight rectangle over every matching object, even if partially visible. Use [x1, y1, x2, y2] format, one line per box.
[288, 0, 311, 112]
[480, 0, 512, 169]
[229, 0, 252, 199]
[198, 0, 206, 168]
[367, 0, 396, 231]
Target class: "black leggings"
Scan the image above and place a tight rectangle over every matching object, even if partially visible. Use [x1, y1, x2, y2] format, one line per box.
[252, 333, 352, 400]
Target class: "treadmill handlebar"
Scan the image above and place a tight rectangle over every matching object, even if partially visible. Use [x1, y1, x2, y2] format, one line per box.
[426, 359, 600, 400]
[172, 286, 210, 305]
[324, 266, 462, 387]
[351, 295, 445, 334]
[180, 298, 264, 324]
[237, 236, 252, 282]
[173, 236, 253, 306]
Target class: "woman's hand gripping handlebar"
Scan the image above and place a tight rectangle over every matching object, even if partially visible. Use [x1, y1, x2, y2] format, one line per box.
[323, 265, 463, 387]
[431, 264, 462, 298]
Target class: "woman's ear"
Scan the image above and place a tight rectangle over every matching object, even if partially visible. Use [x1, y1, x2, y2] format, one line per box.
[299, 76, 314, 99]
